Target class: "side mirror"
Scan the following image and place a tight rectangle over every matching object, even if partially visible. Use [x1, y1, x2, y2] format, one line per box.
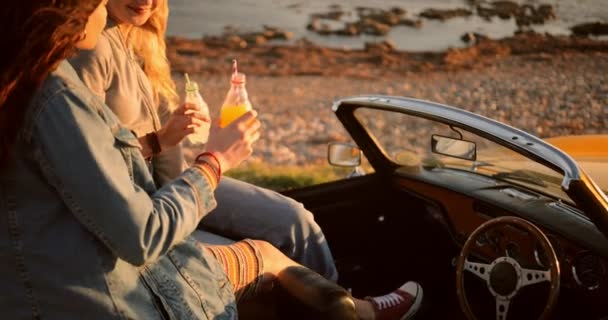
[431, 135, 477, 161]
[328, 142, 362, 167]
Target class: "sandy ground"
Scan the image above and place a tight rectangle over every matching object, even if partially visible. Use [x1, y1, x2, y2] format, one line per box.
[169, 34, 608, 166]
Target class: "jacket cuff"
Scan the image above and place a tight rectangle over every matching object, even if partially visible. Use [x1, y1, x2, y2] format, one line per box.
[180, 167, 218, 219]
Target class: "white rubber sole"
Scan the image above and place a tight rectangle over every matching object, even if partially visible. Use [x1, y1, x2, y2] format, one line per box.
[401, 282, 423, 320]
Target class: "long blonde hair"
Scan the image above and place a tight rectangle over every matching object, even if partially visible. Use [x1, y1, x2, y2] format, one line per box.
[128, 0, 178, 109]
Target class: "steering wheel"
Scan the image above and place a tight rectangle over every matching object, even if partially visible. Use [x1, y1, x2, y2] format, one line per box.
[455, 216, 561, 320]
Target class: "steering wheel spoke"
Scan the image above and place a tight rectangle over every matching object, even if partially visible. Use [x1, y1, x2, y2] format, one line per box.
[496, 297, 510, 320]
[464, 259, 491, 282]
[520, 267, 551, 288]
[456, 216, 560, 320]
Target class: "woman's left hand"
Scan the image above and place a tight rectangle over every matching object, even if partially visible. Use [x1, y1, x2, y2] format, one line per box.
[157, 103, 208, 149]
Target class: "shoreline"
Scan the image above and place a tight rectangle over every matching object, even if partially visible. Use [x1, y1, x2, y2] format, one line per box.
[169, 33, 608, 166]
[168, 1, 608, 51]
[168, 32, 608, 78]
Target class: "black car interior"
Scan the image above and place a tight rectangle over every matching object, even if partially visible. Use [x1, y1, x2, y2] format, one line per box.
[263, 169, 608, 320]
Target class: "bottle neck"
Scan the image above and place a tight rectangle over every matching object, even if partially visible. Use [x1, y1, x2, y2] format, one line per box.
[231, 80, 245, 88]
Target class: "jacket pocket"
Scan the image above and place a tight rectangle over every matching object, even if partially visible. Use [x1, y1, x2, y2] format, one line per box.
[140, 271, 172, 320]
[168, 241, 237, 320]
[142, 262, 199, 320]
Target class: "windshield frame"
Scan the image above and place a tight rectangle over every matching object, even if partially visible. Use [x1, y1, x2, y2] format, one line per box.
[352, 105, 572, 203]
[332, 95, 608, 237]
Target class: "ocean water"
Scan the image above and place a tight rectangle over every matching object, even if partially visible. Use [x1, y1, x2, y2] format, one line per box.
[167, 0, 608, 51]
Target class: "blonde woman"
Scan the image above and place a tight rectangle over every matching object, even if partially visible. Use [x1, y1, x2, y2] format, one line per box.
[65, 1, 424, 319]
[70, 0, 339, 282]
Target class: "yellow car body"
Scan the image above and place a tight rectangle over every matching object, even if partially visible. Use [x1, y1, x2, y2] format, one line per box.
[546, 135, 608, 192]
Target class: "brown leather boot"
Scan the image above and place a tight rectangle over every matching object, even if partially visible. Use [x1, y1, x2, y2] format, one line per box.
[277, 266, 358, 320]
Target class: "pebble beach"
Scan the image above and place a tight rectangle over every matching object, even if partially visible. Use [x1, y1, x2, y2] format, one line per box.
[176, 51, 607, 166]
[166, 2, 608, 166]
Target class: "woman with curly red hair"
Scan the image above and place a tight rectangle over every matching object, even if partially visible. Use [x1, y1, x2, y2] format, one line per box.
[0, 0, 422, 319]
[0, 0, 259, 318]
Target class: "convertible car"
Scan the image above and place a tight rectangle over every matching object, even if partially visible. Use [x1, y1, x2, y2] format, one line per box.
[267, 96, 608, 320]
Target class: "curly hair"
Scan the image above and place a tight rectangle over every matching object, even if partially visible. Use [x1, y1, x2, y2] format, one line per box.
[0, 0, 102, 169]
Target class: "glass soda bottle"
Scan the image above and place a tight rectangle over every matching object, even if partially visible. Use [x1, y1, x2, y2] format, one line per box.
[219, 60, 253, 128]
[184, 73, 210, 145]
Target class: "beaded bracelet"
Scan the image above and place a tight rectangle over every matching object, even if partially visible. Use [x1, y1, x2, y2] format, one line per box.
[195, 153, 221, 183]
[196, 152, 222, 179]
[199, 158, 220, 182]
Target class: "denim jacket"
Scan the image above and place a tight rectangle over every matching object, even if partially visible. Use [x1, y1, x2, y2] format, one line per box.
[0, 61, 236, 319]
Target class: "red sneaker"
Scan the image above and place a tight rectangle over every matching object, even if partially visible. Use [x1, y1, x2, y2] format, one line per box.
[366, 281, 423, 320]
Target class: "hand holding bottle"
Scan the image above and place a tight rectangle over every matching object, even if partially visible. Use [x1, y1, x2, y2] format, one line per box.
[156, 102, 209, 150]
[204, 110, 261, 172]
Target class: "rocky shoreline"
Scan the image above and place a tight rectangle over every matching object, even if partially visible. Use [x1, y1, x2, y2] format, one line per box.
[168, 31, 608, 78]
[168, 31, 608, 166]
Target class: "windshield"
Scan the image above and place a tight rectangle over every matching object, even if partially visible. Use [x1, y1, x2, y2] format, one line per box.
[354, 107, 572, 203]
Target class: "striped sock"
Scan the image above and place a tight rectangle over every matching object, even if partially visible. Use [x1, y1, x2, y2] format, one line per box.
[203, 239, 264, 302]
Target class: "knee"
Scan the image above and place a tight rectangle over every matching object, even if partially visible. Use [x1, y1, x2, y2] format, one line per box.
[278, 199, 322, 236]
[279, 199, 314, 223]
[250, 240, 298, 275]
[251, 239, 276, 258]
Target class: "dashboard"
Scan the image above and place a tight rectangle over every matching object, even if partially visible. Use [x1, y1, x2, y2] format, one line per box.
[392, 167, 608, 303]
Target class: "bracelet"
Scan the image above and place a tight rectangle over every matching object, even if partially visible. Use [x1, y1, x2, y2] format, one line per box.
[195, 153, 221, 183]
[145, 132, 162, 155]
[196, 152, 222, 179]
[195, 158, 220, 185]
[194, 162, 218, 189]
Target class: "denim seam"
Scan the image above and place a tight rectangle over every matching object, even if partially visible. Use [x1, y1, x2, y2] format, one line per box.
[141, 267, 177, 320]
[34, 150, 129, 318]
[2, 181, 43, 319]
[168, 246, 236, 320]
[98, 260, 128, 320]
[181, 170, 207, 219]
[22, 87, 69, 142]
[120, 148, 134, 182]
[23, 67, 95, 140]
[167, 250, 211, 318]
[188, 168, 218, 211]
[150, 261, 197, 320]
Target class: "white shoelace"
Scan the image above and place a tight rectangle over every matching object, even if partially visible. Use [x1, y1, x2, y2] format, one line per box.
[373, 292, 404, 309]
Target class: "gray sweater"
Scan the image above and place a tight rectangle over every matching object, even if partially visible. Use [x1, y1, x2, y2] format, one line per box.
[70, 21, 186, 185]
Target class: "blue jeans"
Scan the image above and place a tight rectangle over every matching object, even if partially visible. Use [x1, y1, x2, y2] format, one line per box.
[194, 177, 338, 282]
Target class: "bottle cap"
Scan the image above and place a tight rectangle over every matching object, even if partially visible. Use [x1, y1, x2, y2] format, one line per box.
[186, 82, 199, 92]
[230, 59, 245, 84]
[231, 72, 246, 85]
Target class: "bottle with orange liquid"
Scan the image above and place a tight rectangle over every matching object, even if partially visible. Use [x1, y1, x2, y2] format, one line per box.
[219, 60, 253, 128]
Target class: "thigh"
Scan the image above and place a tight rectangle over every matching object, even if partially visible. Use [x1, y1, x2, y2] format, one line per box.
[191, 229, 236, 245]
[200, 176, 312, 240]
